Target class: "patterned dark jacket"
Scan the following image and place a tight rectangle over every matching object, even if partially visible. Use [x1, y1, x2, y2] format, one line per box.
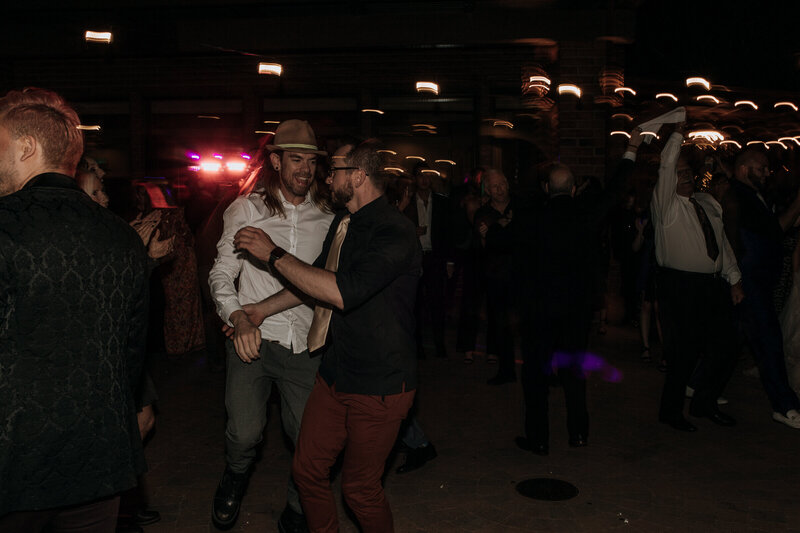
[0, 173, 148, 514]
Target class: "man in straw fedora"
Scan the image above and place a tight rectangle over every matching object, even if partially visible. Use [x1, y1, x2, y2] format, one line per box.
[233, 140, 421, 533]
[209, 119, 334, 532]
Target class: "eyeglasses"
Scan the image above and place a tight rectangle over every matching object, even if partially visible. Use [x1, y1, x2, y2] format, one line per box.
[328, 166, 359, 178]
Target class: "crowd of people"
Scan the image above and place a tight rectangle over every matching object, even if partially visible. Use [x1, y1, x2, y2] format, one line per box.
[2, 87, 800, 533]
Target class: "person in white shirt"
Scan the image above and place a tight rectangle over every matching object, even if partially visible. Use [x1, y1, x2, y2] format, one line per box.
[651, 120, 744, 433]
[208, 120, 334, 532]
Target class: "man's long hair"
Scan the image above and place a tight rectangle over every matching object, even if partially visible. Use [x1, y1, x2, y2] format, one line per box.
[240, 133, 331, 217]
[0, 87, 83, 174]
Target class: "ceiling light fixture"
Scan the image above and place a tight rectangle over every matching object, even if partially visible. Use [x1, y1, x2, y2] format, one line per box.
[84, 30, 112, 43]
[774, 101, 798, 111]
[557, 84, 582, 98]
[735, 100, 758, 110]
[415, 81, 439, 95]
[686, 77, 711, 91]
[258, 63, 283, 76]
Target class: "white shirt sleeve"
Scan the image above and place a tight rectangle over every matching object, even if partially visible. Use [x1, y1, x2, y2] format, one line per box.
[720, 228, 742, 285]
[208, 196, 251, 325]
[652, 132, 683, 227]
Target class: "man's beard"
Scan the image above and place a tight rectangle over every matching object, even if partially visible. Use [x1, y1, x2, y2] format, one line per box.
[284, 171, 313, 197]
[747, 168, 766, 192]
[331, 179, 354, 208]
[0, 160, 19, 197]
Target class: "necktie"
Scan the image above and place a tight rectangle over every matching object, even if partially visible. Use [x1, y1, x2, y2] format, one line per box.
[689, 197, 719, 261]
[307, 215, 350, 352]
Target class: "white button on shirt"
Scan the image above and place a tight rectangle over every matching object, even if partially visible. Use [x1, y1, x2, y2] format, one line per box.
[651, 132, 741, 285]
[208, 191, 334, 353]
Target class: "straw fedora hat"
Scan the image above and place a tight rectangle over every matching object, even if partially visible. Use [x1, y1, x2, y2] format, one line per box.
[266, 119, 327, 155]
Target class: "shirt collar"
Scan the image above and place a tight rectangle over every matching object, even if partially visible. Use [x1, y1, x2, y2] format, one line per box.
[351, 194, 388, 222]
[278, 188, 312, 208]
[21, 173, 81, 192]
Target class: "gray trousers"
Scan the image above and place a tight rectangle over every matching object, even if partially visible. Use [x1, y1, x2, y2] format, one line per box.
[225, 339, 319, 514]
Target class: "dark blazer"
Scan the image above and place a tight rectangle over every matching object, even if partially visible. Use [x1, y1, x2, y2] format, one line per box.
[0, 173, 149, 514]
[517, 159, 630, 317]
[403, 192, 452, 260]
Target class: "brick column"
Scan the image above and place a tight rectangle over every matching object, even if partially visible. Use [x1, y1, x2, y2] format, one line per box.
[555, 40, 608, 180]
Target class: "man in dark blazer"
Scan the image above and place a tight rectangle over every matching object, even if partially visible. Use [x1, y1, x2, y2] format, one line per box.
[0, 88, 149, 532]
[404, 162, 452, 359]
[515, 130, 638, 454]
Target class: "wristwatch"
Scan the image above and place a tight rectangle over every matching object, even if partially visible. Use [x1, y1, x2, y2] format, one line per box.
[268, 246, 287, 267]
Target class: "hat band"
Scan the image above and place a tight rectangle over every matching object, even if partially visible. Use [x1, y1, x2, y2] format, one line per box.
[276, 143, 320, 151]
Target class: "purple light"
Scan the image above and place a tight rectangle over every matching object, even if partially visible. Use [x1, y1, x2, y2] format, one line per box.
[186, 151, 200, 160]
[213, 153, 223, 159]
[550, 351, 623, 383]
[241, 153, 251, 160]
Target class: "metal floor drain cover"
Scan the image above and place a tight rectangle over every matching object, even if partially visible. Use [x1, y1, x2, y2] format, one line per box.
[516, 478, 579, 501]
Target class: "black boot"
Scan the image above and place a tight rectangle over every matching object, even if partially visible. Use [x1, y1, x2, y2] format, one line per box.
[395, 443, 438, 474]
[212, 466, 248, 530]
[278, 504, 309, 533]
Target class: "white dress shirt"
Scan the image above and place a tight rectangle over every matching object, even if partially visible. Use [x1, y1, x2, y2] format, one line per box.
[651, 132, 741, 285]
[416, 192, 433, 251]
[209, 191, 334, 353]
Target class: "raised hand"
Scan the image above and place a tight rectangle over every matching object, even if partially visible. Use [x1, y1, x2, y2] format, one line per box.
[147, 229, 175, 259]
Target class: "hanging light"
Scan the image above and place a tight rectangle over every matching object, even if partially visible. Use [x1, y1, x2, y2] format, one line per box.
[686, 77, 711, 90]
[415, 81, 439, 95]
[258, 63, 283, 76]
[696, 95, 720, 104]
[774, 102, 798, 111]
[557, 84, 582, 98]
[85, 30, 112, 43]
[614, 87, 636, 96]
[735, 100, 758, 110]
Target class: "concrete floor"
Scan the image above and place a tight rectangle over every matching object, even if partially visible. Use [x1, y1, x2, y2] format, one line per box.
[137, 322, 800, 533]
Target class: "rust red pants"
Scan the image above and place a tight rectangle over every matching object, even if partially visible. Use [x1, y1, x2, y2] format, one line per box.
[292, 375, 415, 533]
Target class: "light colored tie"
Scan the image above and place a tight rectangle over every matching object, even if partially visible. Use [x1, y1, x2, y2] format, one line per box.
[307, 215, 350, 352]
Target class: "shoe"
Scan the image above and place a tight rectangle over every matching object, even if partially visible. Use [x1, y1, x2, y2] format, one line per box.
[396, 443, 438, 474]
[640, 346, 651, 362]
[486, 374, 515, 385]
[772, 409, 800, 429]
[133, 509, 161, 527]
[486, 354, 498, 364]
[686, 387, 729, 405]
[212, 466, 249, 530]
[116, 523, 143, 533]
[659, 416, 697, 432]
[515, 436, 548, 456]
[568, 434, 588, 447]
[690, 408, 736, 426]
[278, 504, 309, 533]
[462, 351, 474, 364]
